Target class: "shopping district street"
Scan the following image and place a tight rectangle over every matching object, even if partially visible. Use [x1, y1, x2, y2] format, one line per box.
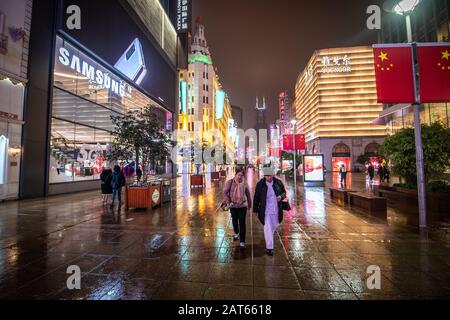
[0, 170, 449, 300]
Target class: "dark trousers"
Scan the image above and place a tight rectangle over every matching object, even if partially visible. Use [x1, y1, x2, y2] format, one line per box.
[340, 172, 347, 186]
[230, 207, 247, 243]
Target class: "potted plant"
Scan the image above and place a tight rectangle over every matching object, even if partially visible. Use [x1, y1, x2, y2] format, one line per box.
[108, 105, 171, 209]
[379, 122, 450, 214]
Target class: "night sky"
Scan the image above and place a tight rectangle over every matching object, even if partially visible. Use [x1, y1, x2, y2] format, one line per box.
[192, 0, 385, 129]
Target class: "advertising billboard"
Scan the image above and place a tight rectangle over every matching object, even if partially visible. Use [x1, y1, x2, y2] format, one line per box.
[60, 0, 177, 111]
[303, 155, 325, 182]
[332, 157, 351, 173]
[215, 90, 225, 120]
[180, 80, 187, 114]
[172, 0, 191, 33]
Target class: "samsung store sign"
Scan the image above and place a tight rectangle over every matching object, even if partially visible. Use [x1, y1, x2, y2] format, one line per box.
[56, 38, 133, 99]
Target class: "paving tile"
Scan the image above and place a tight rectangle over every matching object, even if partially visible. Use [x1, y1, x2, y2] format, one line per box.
[253, 265, 300, 289]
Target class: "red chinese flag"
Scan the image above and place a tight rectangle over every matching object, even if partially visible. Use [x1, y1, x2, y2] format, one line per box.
[283, 135, 293, 151]
[283, 135, 305, 151]
[417, 43, 450, 103]
[373, 45, 416, 104]
[295, 134, 306, 151]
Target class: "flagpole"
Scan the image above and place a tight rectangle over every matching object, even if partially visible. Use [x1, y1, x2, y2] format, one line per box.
[407, 16, 427, 229]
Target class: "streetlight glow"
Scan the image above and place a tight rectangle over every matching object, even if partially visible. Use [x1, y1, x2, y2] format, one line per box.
[392, 0, 421, 15]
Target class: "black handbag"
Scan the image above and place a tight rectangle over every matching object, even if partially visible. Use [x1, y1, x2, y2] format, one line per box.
[281, 200, 291, 211]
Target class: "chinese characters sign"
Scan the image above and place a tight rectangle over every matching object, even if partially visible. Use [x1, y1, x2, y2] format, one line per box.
[175, 0, 191, 33]
[321, 55, 351, 73]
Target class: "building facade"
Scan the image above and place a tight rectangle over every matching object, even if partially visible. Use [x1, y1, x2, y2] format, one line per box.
[177, 22, 234, 173]
[21, 0, 182, 198]
[294, 46, 387, 172]
[0, 0, 33, 201]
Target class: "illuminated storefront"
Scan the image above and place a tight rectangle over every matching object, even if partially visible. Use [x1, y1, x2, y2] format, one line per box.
[0, 0, 31, 200]
[49, 35, 171, 186]
[21, 0, 179, 197]
[294, 46, 387, 172]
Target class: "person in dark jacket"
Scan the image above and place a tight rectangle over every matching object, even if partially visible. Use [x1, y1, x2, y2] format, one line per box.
[253, 168, 287, 256]
[110, 165, 125, 209]
[100, 168, 113, 205]
[367, 163, 375, 184]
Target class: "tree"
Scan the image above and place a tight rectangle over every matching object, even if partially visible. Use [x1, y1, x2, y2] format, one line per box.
[379, 122, 450, 186]
[356, 154, 370, 165]
[108, 105, 171, 181]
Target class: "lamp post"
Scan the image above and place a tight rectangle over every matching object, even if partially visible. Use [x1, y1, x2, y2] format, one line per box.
[387, 0, 427, 228]
[290, 119, 298, 197]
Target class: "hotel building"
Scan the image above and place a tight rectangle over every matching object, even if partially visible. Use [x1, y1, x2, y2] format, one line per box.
[177, 22, 234, 173]
[294, 46, 387, 172]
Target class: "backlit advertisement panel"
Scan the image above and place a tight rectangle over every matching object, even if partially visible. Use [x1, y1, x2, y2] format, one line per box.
[303, 154, 325, 182]
[216, 90, 225, 120]
[180, 80, 187, 114]
[332, 157, 351, 172]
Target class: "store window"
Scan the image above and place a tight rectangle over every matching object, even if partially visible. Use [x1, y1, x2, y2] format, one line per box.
[50, 36, 171, 185]
[430, 103, 448, 126]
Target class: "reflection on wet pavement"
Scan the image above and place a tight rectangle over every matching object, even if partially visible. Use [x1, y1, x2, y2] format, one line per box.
[0, 171, 449, 300]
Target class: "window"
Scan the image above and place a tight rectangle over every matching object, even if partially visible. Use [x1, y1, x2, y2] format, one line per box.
[180, 73, 184, 78]
[203, 72, 205, 79]
[206, 97, 209, 104]
[191, 108, 194, 116]
[192, 122, 195, 131]
[192, 96, 194, 103]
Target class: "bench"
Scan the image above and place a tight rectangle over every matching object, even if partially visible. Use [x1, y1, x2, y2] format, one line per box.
[329, 188, 357, 206]
[347, 192, 387, 219]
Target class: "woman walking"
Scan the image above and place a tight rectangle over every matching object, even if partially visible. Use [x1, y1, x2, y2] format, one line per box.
[253, 168, 287, 256]
[223, 167, 252, 250]
[100, 168, 113, 205]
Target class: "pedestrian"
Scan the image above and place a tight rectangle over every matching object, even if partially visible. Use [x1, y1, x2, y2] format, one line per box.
[253, 167, 287, 256]
[368, 163, 375, 184]
[223, 167, 252, 250]
[110, 165, 126, 209]
[136, 165, 143, 182]
[379, 164, 385, 183]
[339, 164, 347, 188]
[100, 168, 113, 205]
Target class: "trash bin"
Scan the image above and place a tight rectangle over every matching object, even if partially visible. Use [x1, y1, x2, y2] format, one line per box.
[162, 179, 172, 203]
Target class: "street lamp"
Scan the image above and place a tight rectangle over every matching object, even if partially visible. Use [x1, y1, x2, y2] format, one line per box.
[384, 0, 427, 228]
[290, 119, 298, 197]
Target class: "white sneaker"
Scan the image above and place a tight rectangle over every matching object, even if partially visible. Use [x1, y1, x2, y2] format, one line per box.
[233, 234, 239, 241]
[240, 243, 246, 249]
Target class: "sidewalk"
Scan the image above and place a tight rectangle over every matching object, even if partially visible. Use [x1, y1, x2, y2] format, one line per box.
[0, 172, 449, 300]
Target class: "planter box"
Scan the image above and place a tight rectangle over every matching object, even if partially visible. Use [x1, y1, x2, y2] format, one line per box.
[329, 188, 357, 206]
[348, 192, 387, 219]
[378, 186, 450, 214]
[190, 175, 204, 188]
[210, 172, 220, 181]
[125, 185, 162, 210]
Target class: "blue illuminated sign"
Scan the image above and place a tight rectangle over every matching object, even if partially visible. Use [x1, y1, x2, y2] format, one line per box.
[180, 80, 187, 114]
[216, 90, 225, 120]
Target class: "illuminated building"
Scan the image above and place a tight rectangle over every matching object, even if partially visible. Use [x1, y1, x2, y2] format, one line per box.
[294, 46, 387, 172]
[177, 21, 234, 172]
[0, 0, 32, 200]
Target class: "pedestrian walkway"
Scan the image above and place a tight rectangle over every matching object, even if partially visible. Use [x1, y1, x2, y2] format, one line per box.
[0, 172, 449, 300]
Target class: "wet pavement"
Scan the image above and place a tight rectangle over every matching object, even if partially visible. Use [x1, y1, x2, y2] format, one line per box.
[0, 171, 449, 300]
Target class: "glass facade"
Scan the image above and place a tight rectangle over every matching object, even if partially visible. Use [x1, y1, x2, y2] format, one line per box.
[49, 36, 172, 184]
[386, 103, 449, 134]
